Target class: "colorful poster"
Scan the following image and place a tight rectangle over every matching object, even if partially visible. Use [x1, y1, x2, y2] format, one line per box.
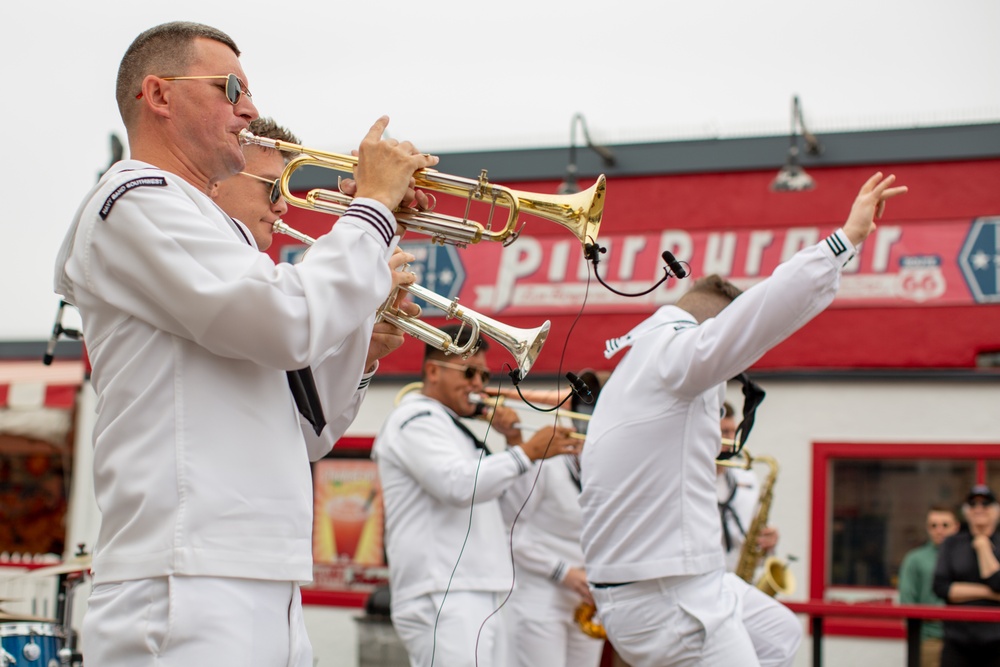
[310, 459, 387, 591]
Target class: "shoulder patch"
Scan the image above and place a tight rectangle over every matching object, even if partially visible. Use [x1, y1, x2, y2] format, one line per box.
[400, 410, 433, 429]
[99, 176, 167, 220]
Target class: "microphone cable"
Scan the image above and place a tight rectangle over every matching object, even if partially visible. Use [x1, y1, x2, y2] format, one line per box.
[583, 241, 690, 298]
[475, 260, 596, 665]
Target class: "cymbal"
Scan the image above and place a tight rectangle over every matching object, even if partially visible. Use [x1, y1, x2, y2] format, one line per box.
[21, 554, 92, 578]
[0, 608, 58, 623]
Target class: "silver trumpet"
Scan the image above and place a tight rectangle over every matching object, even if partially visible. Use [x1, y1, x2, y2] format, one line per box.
[272, 221, 550, 379]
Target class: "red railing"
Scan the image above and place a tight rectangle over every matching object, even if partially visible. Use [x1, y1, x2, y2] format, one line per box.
[785, 600, 1000, 667]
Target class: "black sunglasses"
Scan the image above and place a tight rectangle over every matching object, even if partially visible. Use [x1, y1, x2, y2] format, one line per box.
[240, 172, 281, 204]
[430, 360, 491, 384]
[138, 73, 251, 105]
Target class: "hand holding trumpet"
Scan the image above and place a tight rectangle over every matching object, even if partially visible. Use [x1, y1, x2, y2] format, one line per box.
[472, 393, 579, 458]
[518, 425, 581, 462]
[364, 248, 419, 372]
[350, 116, 439, 213]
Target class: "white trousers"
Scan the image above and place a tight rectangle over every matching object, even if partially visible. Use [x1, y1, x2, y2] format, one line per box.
[728, 573, 801, 667]
[592, 570, 799, 667]
[391, 590, 507, 667]
[504, 589, 604, 667]
[81, 575, 312, 667]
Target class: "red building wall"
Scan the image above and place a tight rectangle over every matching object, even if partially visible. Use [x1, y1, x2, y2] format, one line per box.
[270, 159, 1000, 376]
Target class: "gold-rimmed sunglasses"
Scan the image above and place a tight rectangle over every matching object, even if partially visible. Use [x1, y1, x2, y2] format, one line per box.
[239, 172, 281, 204]
[428, 360, 491, 384]
[136, 73, 251, 105]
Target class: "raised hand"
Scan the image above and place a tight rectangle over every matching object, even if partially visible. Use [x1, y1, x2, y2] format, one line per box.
[842, 172, 908, 246]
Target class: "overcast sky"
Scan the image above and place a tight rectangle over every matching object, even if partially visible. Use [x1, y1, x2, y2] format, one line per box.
[3, 0, 999, 340]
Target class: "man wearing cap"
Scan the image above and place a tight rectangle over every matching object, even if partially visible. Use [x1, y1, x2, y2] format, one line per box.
[933, 485, 1000, 666]
[898, 506, 959, 667]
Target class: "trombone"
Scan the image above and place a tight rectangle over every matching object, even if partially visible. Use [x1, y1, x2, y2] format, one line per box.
[472, 390, 595, 425]
[469, 392, 589, 441]
[242, 130, 606, 248]
[272, 221, 549, 379]
[394, 383, 586, 441]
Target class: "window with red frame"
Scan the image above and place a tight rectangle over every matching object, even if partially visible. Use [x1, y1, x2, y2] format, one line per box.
[811, 442, 1000, 638]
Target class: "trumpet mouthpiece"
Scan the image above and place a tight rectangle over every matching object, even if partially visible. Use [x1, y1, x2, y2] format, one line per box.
[239, 128, 276, 149]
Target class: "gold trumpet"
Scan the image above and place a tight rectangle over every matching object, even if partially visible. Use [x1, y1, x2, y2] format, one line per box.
[272, 222, 549, 378]
[242, 130, 606, 248]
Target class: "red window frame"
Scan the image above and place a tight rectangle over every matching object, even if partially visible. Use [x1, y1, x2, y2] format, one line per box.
[810, 441, 1000, 638]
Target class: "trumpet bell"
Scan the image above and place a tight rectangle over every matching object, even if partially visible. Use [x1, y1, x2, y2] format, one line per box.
[268, 221, 549, 379]
[508, 175, 606, 247]
[380, 282, 550, 380]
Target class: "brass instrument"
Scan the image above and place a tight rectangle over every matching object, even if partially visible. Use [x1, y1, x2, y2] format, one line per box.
[574, 602, 607, 640]
[393, 383, 584, 439]
[473, 391, 593, 424]
[394, 382, 425, 406]
[242, 130, 606, 248]
[273, 222, 549, 378]
[733, 453, 796, 597]
[468, 393, 586, 441]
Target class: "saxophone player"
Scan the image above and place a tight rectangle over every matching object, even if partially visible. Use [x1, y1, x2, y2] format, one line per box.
[717, 401, 778, 574]
[716, 401, 801, 665]
[579, 173, 908, 667]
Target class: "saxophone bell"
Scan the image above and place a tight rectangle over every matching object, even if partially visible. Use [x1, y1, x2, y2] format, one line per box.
[756, 556, 797, 597]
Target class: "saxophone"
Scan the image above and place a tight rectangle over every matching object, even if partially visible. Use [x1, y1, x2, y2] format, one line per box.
[734, 454, 796, 597]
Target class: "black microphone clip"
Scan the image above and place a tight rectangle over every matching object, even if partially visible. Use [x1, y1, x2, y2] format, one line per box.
[43, 300, 82, 366]
[566, 372, 594, 404]
[585, 243, 689, 297]
[661, 251, 688, 279]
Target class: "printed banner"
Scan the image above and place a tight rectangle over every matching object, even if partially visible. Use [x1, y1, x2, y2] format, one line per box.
[273, 217, 1000, 317]
[392, 217, 1000, 316]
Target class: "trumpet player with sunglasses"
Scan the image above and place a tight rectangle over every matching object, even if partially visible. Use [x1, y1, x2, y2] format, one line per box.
[373, 324, 579, 667]
[54, 21, 436, 667]
[211, 115, 421, 448]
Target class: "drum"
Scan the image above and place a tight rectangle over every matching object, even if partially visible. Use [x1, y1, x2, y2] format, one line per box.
[0, 623, 65, 667]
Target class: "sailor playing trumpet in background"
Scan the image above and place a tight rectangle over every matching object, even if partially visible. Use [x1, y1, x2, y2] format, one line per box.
[372, 325, 579, 667]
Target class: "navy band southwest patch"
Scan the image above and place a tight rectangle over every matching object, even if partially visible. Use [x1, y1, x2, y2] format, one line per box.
[99, 177, 167, 220]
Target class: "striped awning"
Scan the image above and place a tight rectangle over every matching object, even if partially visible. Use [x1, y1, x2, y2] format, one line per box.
[0, 361, 83, 410]
[0, 361, 85, 446]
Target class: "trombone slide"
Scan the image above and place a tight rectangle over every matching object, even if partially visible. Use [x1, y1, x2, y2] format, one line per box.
[468, 393, 592, 423]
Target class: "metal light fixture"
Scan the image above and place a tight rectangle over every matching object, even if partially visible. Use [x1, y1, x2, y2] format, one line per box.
[771, 95, 823, 192]
[558, 113, 617, 195]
